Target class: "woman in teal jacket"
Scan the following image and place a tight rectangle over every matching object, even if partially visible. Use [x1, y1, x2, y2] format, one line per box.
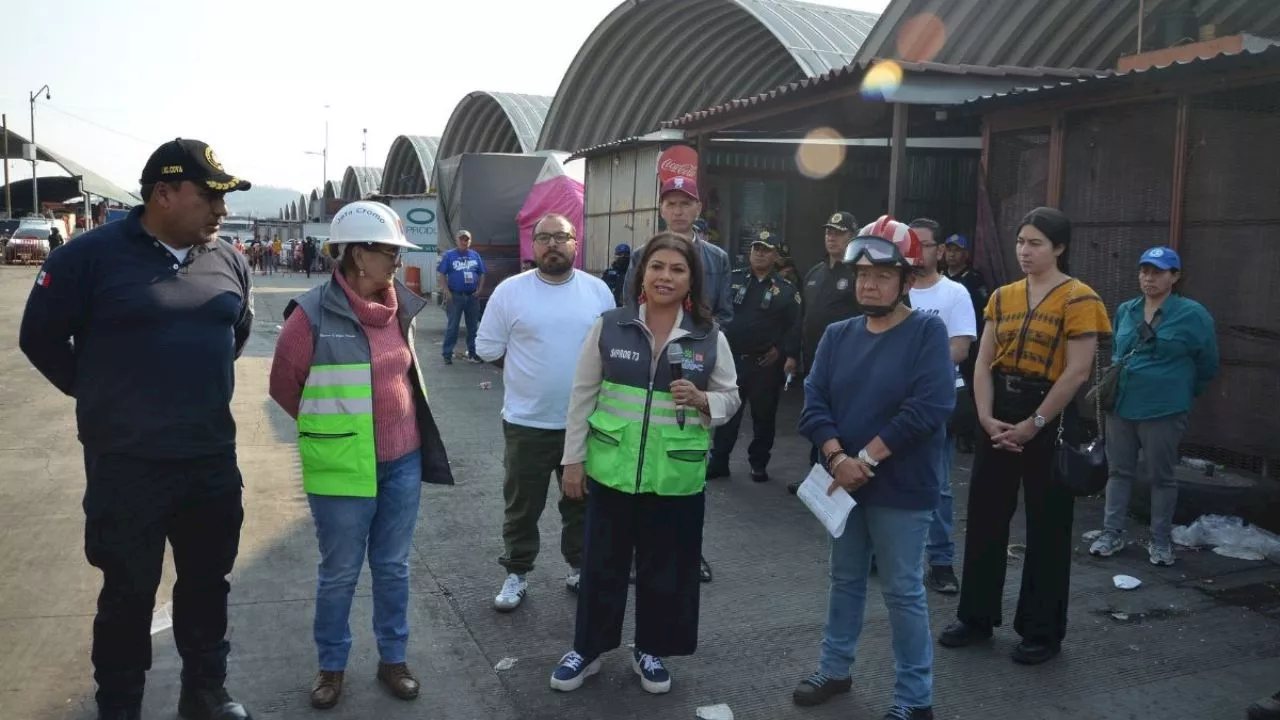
[1088, 246, 1219, 566]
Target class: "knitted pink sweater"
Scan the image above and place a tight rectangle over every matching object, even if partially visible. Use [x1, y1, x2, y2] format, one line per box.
[269, 273, 421, 462]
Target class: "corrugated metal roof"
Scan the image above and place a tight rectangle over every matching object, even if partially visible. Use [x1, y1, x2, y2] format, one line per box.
[380, 135, 440, 195]
[567, 130, 688, 161]
[967, 41, 1280, 110]
[0, 128, 140, 205]
[340, 166, 383, 200]
[661, 59, 1103, 129]
[323, 179, 342, 201]
[436, 91, 552, 162]
[536, 0, 880, 152]
[855, 0, 1280, 70]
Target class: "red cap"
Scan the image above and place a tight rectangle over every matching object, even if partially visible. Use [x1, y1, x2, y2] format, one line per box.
[659, 176, 700, 202]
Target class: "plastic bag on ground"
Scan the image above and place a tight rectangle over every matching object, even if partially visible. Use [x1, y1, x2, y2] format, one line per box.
[1171, 514, 1280, 561]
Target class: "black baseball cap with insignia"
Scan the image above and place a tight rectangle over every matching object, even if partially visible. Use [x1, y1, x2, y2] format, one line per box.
[140, 138, 251, 192]
[823, 211, 857, 233]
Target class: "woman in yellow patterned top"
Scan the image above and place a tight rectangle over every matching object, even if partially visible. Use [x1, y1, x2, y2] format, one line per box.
[938, 207, 1111, 666]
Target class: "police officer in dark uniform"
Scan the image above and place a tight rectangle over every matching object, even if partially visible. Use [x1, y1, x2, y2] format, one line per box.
[788, 211, 861, 494]
[801, 211, 860, 370]
[19, 138, 255, 720]
[943, 234, 988, 453]
[707, 231, 801, 483]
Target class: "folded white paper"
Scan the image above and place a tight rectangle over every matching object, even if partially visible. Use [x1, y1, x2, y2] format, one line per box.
[797, 463, 857, 537]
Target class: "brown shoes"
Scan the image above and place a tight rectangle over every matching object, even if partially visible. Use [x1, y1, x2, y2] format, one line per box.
[377, 662, 421, 701]
[309, 671, 344, 710]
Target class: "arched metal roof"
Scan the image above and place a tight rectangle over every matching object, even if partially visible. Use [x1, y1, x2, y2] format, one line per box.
[537, 0, 880, 152]
[323, 180, 342, 203]
[341, 166, 383, 200]
[309, 188, 322, 220]
[298, 193, 310, 219]
[381, 135, 441, 194]
[856, 0, 1280, 70]
[437, 91, 552, 161]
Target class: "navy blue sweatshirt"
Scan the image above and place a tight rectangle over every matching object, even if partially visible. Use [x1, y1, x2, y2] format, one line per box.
[799, 311, 954, 511]
[19, 207, 253, 460]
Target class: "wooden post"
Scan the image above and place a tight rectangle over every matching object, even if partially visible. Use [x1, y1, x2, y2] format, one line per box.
[1047, 112, 1066, 207]
[1169, 93, 1192, 250]
[887, 103, 908, 216]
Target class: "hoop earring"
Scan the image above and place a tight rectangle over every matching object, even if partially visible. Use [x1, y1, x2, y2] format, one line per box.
[683, 295, 693, 313]
[639, 289, 648, 304]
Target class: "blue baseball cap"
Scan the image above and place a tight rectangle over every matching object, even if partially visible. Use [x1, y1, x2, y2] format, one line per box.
[944, 234, 969, 250]
[615, 243, 631, 256]
[1139, 246, 1181, 270]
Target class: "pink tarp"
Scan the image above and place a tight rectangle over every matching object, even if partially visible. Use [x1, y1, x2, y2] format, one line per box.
[516, 174, 584, 269]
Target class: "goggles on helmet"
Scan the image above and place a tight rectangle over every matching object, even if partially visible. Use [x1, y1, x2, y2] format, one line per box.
[843, 236, 907, 267]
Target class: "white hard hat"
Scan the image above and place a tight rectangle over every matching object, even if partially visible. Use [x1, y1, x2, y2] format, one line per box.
[329, 201, 418, 250]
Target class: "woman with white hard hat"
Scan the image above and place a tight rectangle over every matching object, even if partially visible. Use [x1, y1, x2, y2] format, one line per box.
[269, 200, 454, 709]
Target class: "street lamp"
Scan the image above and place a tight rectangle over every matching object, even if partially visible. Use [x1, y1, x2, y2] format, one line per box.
[28, 84, 50, 216]
[304, 105, 330, 219]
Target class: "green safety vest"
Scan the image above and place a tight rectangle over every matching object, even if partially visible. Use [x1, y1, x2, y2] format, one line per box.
[585, 307, 720, 496]
[285, 278, 455, 496]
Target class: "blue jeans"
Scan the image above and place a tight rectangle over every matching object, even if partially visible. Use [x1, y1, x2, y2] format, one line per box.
[307, 450, 422, 671]
[926, 435, 957, 566]
[819, 504, 934, 708]
[443, 292, 479, 358]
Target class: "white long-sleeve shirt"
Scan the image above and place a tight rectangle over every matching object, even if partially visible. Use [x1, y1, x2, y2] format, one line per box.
[475, 269, 616, 430]
[561, 307, 741, 465]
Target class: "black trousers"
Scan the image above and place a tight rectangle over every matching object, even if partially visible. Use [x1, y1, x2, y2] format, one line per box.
[711, 354, 784, 470]
[83, 452, 244, 709]
[575, 479, 704, 659]
[956, 422, 1075, 643]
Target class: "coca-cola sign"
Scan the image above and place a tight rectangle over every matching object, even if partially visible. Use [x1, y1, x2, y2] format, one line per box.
[658, 145, 698, 184]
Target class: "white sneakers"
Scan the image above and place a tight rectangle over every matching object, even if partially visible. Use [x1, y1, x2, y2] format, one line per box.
[493, 573, 527, 612]
[565, 570, 581, 593]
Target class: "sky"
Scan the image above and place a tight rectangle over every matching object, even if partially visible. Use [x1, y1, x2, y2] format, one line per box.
[0, 0, 891, 198]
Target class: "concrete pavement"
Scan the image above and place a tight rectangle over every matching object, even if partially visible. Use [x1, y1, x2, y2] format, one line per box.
[0, 265, 1277, 720]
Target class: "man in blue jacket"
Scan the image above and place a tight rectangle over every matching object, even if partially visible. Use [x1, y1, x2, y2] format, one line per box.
[436, 229, 486, 364]
[19, 138, 255, 720]
[792, 216, 954, 720]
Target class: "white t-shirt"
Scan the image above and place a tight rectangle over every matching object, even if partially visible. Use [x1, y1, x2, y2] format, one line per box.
[475, 269, 617, 429]
[910, 275, 977, 387]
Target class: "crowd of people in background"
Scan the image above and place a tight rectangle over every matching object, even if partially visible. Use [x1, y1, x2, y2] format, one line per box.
[17, 135, 1267, 720]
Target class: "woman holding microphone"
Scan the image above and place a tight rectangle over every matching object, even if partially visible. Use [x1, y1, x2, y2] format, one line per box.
[548, 232, 741, 695]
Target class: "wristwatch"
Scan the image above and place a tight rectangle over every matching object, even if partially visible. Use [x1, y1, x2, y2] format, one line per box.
[1032, 413, 1047, 430]
[857, 448, 879, 467]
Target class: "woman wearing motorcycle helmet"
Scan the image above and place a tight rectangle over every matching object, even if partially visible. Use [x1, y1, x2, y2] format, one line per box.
[269, 201, 455, 709]
[793, 216, 955, 720]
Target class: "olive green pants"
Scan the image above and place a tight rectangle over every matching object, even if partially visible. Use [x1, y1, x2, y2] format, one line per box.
[499, 421, 586, 575]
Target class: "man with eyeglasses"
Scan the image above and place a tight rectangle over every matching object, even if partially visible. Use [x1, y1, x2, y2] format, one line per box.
[476, 213, 616, 613]
[437, 229, 486, 365]
[907, 218, 976, 597]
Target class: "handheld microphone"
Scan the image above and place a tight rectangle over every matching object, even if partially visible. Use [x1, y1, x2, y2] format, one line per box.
[667, 342, 686, 429]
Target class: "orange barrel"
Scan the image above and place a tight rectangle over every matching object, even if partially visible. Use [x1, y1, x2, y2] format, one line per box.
[404, 265, 422, 295]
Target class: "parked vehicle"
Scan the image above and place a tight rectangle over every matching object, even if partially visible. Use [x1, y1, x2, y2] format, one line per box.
[5, 226, 51, 265]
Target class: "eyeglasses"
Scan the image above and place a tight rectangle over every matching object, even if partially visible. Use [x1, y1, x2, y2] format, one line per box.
[533, 232, 575, 245]
[362, 244, 403, 258]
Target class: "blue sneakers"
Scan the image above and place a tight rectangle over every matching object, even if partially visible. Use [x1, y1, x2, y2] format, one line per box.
[631, 649, 672, 694]
[549, 651, 600, 692]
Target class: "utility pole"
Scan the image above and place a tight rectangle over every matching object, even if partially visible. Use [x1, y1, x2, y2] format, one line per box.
[29, 84, 51, 216]
[362, 128, 368, 168]
[3, 113, 11, 219]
